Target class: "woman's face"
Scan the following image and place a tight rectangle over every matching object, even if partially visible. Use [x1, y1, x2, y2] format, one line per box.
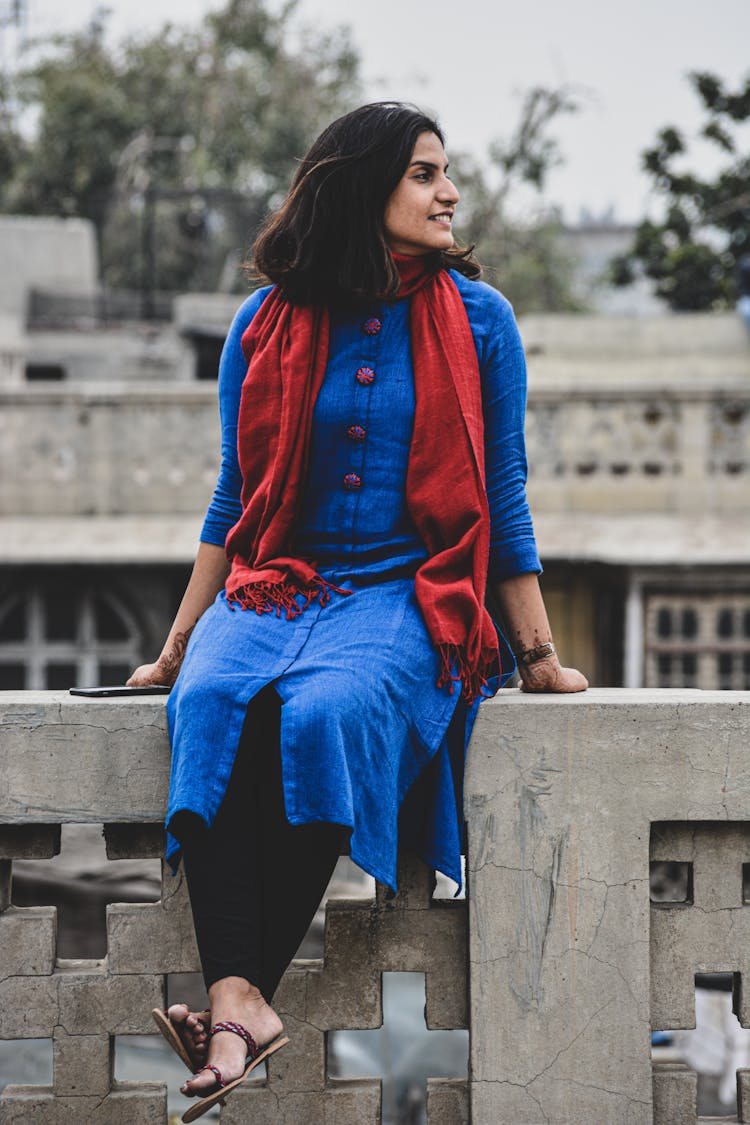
[383, 131, 459, 256]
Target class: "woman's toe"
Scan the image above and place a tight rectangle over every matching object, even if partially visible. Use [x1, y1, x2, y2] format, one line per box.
[181, 1073, 210, 1097]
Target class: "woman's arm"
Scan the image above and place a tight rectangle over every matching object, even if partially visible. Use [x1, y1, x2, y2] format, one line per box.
[470, 284, 586, 693]
[493, 572, 588, 693]
[127, 542, 230, 686]
[129, 290, 272, 688]
[200, 288, 271, 547]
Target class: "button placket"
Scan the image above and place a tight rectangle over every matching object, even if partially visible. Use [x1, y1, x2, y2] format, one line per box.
[341, 308, 383, 497]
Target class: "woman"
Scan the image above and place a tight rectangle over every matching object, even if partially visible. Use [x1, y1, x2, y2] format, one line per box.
[129, 101, 587, 1121]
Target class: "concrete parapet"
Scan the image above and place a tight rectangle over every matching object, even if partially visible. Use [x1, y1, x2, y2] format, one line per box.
[426, 1077, 469, 1123]
[0, 825, 61, 859]
[466, 688, 750, 1125]
[107, 869, 201, 975]
[1, 688, 749, 1123]
[0, 693, 170, 824]
[52, 1029, 113, 1097]
[0, 1082, 167, 1122]
[0, 906, 56, 976]
[652, 1062, 697, 1122]
[2, 372, 749, 528]
[220, 1079, 382, 1124]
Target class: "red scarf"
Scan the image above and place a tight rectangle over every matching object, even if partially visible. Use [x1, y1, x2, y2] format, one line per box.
[224, 256, 500, 703]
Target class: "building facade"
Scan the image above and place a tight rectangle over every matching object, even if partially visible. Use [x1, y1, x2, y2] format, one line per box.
[1, 217, 749, 690]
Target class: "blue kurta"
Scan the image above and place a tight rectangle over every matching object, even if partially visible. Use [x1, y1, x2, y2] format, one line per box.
[166, 271, 541, 890]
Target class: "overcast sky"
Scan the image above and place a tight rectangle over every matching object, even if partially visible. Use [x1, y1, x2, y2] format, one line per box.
[10, 0, 750, 223]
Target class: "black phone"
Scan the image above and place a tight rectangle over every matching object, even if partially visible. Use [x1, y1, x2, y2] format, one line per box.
[69, 685, 172, 697]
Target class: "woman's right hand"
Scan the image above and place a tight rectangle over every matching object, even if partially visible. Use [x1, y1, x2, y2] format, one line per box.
[126, 658, 178, 688]
[127, 623, 196, 688]
[125, 541, 228, 692]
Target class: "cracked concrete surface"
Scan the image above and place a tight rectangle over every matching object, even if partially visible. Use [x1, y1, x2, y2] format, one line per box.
[466, 688, 750, 1125]
[0, 694, 469, 1121]
[2, 689, 750, 1122]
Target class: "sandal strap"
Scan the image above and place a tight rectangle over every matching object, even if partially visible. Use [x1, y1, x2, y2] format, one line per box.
[209, 1020, 260, 1059]
[195, 1062, 225, 1088]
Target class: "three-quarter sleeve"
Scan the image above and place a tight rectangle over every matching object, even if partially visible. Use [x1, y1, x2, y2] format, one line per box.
[199, 288, 271, 547]
[479, 291, 542, 582]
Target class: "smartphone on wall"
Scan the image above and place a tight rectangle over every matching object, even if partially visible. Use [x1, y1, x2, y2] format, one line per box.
[69, 685, 172, 697]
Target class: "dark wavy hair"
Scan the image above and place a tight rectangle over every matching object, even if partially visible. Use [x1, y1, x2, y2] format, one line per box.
[251, 102, 480, 306]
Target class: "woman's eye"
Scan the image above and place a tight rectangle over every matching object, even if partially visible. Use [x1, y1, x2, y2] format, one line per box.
[414, 172, 430, 182]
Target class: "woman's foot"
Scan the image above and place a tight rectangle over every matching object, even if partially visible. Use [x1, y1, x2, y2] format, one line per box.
[167, 1003, 210, 1069]
[181, 977, 283, 1098]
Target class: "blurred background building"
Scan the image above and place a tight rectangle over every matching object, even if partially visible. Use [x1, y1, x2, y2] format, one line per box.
[1, 214, 749, 693]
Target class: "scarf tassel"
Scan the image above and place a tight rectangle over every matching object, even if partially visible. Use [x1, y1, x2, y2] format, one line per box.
[227, 576, 351, 619]
[437, 642, 498, 707]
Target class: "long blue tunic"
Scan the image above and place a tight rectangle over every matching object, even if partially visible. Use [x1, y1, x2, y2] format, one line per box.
[166, 271, 541, 890]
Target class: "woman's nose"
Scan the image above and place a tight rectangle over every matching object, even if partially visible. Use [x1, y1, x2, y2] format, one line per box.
[438, 178, 459, 205]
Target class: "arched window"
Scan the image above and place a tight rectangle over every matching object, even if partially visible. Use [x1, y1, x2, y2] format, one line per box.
[0, 584, 142, 689]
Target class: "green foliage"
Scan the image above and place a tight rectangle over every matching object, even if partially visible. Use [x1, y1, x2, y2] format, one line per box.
[1, 0, 361, 292]
[1, 7, 577, 309]
[454, 86, 584, 313]
[0, 74, 23, 189]
[611, 70, 750, 310]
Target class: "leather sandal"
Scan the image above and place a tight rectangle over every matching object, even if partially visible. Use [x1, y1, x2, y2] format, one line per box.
[181, 1019, 289, 1123]
[151, 1004, 210, 1072]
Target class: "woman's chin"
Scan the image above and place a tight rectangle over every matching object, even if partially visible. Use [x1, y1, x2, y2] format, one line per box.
[391, 237, 453, 256]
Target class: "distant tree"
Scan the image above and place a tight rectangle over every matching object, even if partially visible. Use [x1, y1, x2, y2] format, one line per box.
[2, 9, 577, 310]
[0, 72, 23, 190]
[2, 0, 360, 293]
[453, 86, 584, 314]
[611, 71, 750, 311]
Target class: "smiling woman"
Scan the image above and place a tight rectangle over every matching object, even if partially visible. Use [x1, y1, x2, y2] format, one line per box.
[249, 101, 480, 307]
[382, 132, 459, 256]
[127, 101, 586, 1122]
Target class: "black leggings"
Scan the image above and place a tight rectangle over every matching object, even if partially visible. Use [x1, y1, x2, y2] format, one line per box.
[177, 685, 344, 1000]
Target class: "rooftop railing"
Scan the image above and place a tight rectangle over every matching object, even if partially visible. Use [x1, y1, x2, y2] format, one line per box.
[1, 688, 749, 1123]
[2, 383, 749, 520]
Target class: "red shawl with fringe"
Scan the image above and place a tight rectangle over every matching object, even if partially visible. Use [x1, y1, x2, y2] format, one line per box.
[224, 255, 499, 704]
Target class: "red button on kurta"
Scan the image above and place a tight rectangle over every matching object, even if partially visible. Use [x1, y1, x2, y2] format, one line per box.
[343, 472, 362, 491]
[356, 366, 375, 385]
[347, 424, 366, 442]
[362, 317, 381, 335]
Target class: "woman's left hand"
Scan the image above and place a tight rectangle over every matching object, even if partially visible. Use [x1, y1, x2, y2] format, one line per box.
[518, 654, 588, 693]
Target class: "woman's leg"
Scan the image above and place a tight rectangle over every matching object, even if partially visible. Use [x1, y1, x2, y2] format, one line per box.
[253, 686, 344, 1000]
[179, 705, 265, 989]
[177, 685, 343, 1094]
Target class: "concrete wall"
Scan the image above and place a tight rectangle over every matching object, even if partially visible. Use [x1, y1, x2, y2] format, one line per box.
[2, 377, 748, 521]
[25, 326, 196, 383]
[0, 217, 98, 319]
[557, 224, 663, 316]
[521, 311, 750, 369]
[467, 688, 750, 1124]
[0, 689, 749, 1123]
[0, 317, 25, 387]
[0, 385, 220, 517]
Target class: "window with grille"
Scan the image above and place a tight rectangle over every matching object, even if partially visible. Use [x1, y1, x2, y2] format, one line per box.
[0, 585, 142, 690]
[645, 593, 750, 689]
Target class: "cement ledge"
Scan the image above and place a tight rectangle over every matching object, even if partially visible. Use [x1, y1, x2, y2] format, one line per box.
[2, 686, 749, 711]
[0, 688, 748, 825]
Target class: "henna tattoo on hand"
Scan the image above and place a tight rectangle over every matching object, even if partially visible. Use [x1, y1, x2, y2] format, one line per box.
[157, 625, 195, 685]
